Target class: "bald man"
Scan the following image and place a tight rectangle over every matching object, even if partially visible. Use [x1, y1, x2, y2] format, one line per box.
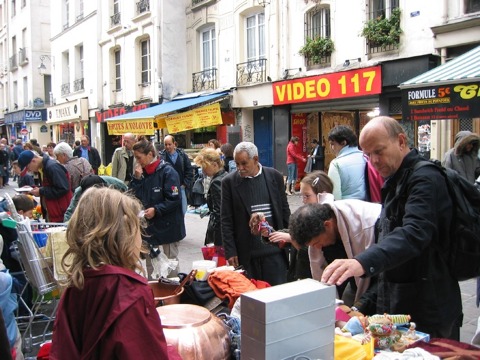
[111, 133, 137, 185]
[159, 135, 193, 214]
[321, 116, 462, 340]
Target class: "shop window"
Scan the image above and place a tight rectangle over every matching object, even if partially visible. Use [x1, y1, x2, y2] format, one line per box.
[389, 97, 402, 116]
[459, 118, 473, 132]
[465, 0, 480, 13]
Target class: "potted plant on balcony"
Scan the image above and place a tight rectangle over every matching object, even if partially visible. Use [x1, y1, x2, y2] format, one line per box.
[299, 36, 334, 64]
[361, 7, 402, 48]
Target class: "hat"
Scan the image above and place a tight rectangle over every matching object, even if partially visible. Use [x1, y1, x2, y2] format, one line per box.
[79, 174, 106, 192]
[18, 150, 35, 170]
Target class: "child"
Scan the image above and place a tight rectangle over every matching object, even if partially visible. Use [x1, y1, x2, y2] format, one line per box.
[11, 195, 35, 219]
[11, 160, 34, 188]
[50, 187, 180, 359]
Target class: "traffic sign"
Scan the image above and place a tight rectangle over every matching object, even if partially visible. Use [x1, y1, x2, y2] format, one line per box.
[20, 128, 29, 135]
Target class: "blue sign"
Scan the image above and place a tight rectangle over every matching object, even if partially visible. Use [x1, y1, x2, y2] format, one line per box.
[5, 109, 47, 124]
[33, 98, 44, 108]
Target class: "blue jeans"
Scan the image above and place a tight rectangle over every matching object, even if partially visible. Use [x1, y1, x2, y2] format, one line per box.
[287, 163, 297, 184]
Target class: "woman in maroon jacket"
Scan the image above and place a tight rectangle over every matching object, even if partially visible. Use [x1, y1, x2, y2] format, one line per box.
[50, 187, 180, 360]
[286, 136, 306, 195]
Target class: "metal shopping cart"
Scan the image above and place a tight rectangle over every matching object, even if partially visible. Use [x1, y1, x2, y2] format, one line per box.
[4, 194, 67, 352]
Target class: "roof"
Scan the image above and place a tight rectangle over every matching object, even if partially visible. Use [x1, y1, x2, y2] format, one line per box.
[399, 45, 480, 89]
[105, 91, 230, 121]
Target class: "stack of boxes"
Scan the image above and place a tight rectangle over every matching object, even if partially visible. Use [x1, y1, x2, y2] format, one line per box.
[241, 279, 336, 360]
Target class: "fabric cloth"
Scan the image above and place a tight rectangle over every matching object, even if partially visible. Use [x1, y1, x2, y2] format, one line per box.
[38, 154, 72, 222]
[111, 146, 136, 183]
[129, 160, 185, 246]
[221, 166, 290, 279]
[50, 265, 179, 360]
[64, 176, 127, 221]
[64, 156, 93, 191]
[73, 146, 101, 173]
[355, 149, 462, 339]
[442, 131, 480, 183]
[310, 193, 381, 303]
[205, 169, 227, 246]
[328, 146, 367, 200]
[410, 338, 480, 359]
[207, 270, 258, 308]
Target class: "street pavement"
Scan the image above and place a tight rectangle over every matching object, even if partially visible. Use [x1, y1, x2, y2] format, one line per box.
[0, 181, 477, 354]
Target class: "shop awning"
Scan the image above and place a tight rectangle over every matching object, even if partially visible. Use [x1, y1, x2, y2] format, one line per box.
[399, 46, 480, 121]
[104, 91, 230, 135]
[400, 45, 480, 89]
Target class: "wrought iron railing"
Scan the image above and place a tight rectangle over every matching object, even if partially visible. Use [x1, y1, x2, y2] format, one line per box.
[192, 68, 217, 92]
[61, 83, 71, 96]
[236, 58, 267, 86]
[305, 55, 330, 68]
[74, 78, 84, 92]
[111, 12, 121, 27]
[137, 0, 150, 14]
[367, 42, 398, 54]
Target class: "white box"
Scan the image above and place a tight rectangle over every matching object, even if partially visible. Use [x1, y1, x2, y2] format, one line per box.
[242, 306, 334, 343]
[241, 279, 335, 360]
[241, 278, 335, 323]
[241, 326, 334, 360]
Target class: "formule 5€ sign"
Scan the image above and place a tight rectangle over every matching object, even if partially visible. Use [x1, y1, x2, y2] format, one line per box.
[272, 66, 382, 105]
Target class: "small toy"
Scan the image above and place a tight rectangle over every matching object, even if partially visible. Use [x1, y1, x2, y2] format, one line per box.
[249, 212, 274, 238]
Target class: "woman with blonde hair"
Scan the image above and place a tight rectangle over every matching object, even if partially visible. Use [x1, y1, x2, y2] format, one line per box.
[194, 147, 227, 247]
[50, 187, 178, 359]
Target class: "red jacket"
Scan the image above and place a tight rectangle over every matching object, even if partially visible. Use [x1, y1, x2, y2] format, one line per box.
[50, 265, 180, 360]
[286, 141, 304, 164]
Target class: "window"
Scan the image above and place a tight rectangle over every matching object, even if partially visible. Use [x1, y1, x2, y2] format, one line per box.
[64, 0, 69, 29]
[370, 0, 399, 19]
[201, 27, 216, 70]
[306, 6, 330, 39]
[246, 13, 265, 61]
[11, 0, 15, 17]
[21, 0, 25, 8]
[23, 76, 27, 107]
[113, 0, 119, 15]
[140, 39, 150, 84]
[465, 0, 480, 13]
[114, 49, 121, 90]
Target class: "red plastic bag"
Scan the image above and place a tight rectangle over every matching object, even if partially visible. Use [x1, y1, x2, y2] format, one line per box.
[201, 245, 226, 266]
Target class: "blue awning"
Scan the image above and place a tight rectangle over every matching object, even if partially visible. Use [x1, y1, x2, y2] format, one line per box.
[105, 91, 230, 121]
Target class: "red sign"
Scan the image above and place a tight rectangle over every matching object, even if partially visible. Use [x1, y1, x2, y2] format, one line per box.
[95, 104, 149, 123]
[20, 128, 29, 135]
[273, 66, 382, 105]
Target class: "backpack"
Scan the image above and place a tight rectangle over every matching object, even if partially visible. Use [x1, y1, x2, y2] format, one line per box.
[406, 160, 480, 281]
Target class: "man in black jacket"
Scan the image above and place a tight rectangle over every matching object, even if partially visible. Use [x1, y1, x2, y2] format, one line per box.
[321, 116, 462, 340]
[221, 141, 290, 285]
[160, 135, 193, 215]
[73, 135, 102, 174]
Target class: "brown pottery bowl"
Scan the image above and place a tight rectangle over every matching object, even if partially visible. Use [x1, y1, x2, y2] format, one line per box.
[148, 281, 184, 307]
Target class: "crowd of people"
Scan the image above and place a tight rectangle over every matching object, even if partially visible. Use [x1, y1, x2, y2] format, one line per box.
[0, 117, 479, 358]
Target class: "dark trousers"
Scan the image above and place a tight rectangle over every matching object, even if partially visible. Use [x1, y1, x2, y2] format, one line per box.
[249, 252, 288, 286]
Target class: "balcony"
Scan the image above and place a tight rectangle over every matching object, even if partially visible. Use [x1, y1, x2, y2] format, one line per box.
[136, 0, 150, 14]
[111, 12, 121, 27]
[61, 83, 71, 96]
[74, 78, 84, 92]
[9, 55, 18, 72]
[236, 58, 267, 86]
[18, 48, 28, 66]
[192, 68, 217, 92]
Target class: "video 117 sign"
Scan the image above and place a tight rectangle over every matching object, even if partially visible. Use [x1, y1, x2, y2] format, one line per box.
[402, 82, 480, 121]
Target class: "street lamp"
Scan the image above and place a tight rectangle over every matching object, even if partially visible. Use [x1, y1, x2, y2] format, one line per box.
[38, 55, 51, 76]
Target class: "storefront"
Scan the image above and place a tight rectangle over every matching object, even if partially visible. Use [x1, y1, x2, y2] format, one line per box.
[105, 91, 233, 151]
[4, 109, 48, 145]
[46, 98, 89, 146]
[399, 45, 480, 159]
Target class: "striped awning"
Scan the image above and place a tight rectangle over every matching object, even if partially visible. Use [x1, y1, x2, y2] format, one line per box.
[399, 45, 480, 89]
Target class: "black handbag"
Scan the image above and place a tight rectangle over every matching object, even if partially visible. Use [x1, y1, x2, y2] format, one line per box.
[178, 272, 216, 306]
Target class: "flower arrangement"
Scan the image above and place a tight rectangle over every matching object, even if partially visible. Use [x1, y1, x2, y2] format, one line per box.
[299, 36, 334, 64]
[361, 8, 402, 47]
